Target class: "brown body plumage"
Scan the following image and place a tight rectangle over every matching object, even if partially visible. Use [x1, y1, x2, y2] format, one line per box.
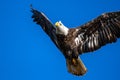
[56, 29, 87, 75]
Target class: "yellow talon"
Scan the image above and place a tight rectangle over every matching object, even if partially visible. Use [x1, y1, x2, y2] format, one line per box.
[72, 58, 76, 65]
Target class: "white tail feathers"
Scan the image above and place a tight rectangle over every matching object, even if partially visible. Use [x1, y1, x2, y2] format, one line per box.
[66, 57, 87, 76]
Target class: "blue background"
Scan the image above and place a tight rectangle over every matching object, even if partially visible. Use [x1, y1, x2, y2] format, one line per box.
[0, 0, 120, 80]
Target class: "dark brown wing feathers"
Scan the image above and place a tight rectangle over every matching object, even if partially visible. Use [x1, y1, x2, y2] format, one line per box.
[31, 8, 59, 48]
[31, 8, 120, 54]
[77, 11, 120, 54]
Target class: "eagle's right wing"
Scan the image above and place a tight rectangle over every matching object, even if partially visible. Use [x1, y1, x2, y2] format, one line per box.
[31, 7, 59, 48]
[76, 11, 120, 54]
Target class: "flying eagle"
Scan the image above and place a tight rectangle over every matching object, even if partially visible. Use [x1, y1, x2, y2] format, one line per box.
[31, 7, 120, 76]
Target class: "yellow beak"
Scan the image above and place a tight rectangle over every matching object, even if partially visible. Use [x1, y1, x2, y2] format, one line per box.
[55, 22, 60, 27]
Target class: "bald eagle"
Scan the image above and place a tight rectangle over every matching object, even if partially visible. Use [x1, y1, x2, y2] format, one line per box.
[31, 7, 120, 76]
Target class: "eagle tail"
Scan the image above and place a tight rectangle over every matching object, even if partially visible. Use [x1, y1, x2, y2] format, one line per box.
[66, 57, 87, 76]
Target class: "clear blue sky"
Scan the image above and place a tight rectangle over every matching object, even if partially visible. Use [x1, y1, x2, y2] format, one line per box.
[0, 0, 120, 80]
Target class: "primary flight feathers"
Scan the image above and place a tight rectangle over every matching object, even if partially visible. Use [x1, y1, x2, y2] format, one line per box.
[31, 7, 120, 76]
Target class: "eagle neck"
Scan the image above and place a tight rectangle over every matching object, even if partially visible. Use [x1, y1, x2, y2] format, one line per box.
[56, 25, 69, 36]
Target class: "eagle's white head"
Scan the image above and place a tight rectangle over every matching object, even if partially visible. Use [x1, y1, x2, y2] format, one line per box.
[55, 21, 69, 35]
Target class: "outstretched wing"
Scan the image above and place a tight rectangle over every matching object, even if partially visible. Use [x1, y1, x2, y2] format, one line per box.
[76, 11, 120, 54]
[31, 7, 59, 48]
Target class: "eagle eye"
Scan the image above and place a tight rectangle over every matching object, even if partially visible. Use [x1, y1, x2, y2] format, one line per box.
[59, 23, 62, 26]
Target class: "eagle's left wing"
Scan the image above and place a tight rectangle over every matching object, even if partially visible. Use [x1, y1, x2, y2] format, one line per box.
[76, 11, 120, 54]
[31, 8, 59, 48]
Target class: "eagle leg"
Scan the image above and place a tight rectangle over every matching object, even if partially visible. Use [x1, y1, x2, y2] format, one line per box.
[72, 48, 79, 58]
